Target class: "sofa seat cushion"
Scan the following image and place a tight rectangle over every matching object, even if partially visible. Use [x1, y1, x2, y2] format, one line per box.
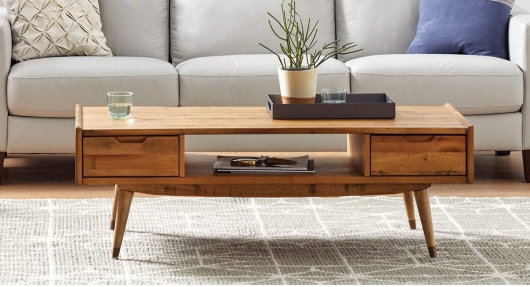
[176, 54, 350, 107]
[346, 54, 523, 115]
[8, 57, 179, 117]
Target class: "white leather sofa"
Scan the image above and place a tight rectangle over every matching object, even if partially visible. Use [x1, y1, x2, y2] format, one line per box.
[0, 0, 529, 182]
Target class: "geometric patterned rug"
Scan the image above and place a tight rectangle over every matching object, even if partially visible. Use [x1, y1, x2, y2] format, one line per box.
[1, 197, 530, 284]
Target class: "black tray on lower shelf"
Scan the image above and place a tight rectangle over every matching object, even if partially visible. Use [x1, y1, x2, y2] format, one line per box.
[266, 93, 396, 119]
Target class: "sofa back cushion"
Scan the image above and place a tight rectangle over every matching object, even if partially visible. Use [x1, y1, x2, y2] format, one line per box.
[336, 0, 421, 62]
[170, 0, 336, 65]
[99, 0, 170, 61]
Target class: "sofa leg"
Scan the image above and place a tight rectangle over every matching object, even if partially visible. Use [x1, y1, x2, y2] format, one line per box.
[0, 152, 5, 185]
[495, 151, 511, 156]
[523, 151, 530, 183]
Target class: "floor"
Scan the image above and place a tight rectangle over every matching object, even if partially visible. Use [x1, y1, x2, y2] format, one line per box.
[0, 151, 528, 198]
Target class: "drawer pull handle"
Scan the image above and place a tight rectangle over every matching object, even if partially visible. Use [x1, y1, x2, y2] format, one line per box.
[402, 135, 436, 142]
[114, 136, 148, 143]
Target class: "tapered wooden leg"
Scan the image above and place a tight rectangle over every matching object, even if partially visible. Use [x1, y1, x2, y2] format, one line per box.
[523, 150, 530, 183]
[112, 189, 134, 259]
[0, 152, 6, 185]
[495, 151, 511, 156]
[403, 191, 416, 229]
[110, 185, 120, 230]
[414, 189, 436, 258]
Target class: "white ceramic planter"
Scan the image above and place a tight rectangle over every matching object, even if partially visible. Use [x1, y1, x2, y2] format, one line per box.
[278, 68, 317, 104]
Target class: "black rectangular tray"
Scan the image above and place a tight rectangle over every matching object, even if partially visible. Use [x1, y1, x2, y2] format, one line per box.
[266, 93, 395, 119]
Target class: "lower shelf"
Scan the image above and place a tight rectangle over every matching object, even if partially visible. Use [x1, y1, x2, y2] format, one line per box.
[80, 152, 468, 186]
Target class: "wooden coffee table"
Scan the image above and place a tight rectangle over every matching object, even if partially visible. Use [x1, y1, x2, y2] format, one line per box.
[75, 104, 474, 259]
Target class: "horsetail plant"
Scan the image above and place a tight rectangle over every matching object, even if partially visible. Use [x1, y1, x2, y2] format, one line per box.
[259, 0, 362, 70]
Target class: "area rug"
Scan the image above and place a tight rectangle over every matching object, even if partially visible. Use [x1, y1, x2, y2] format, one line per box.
[1, 197, 530, 284]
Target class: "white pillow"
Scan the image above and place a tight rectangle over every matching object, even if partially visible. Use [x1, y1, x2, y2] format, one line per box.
[4, 0, 112, 61]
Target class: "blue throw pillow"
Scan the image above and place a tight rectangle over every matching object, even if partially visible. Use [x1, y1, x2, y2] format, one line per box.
[407, 0, 513, 59]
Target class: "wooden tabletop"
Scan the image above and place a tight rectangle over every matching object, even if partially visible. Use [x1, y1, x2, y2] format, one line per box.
[76, 104, 471, 136]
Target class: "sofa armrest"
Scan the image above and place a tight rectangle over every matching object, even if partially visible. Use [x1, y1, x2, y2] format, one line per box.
[0, 8, 11, 153]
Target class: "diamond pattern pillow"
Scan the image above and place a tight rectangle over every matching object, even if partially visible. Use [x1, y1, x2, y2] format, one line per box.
[4, 0, 112, 61]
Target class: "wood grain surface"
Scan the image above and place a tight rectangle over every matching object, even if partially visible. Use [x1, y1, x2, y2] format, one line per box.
[118, 183, 431, 198]
[347, 134, 370, 176]
[78, 106, 469, 136]
[371, 135, 467, 176]
[83, 136, 180, 177]
[75, 105, 83, 185]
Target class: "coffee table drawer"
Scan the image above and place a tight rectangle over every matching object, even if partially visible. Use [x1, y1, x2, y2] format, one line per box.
[83, 136, 180, 177]
[371, 135, 466, 176]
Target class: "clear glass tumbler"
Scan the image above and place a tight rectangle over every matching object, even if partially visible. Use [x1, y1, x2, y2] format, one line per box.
[107, 91, 133, 120]
[321, 88, 347, 104]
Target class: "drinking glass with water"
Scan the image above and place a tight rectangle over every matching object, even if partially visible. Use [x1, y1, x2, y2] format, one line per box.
[107, 92, 133, 120]
[321, 88, 347, 104]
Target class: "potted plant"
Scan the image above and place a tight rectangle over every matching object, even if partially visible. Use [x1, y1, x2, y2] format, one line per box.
[260, 0, 362, 104]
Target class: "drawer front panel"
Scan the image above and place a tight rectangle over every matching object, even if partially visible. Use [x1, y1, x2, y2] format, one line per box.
[83, 136, 180, 177]
[371, 135, 466, 176]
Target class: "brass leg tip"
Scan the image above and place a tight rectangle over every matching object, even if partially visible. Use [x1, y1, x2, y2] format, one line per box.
[112, 248, 120, 259]
[409, 219, 416, 230]
[110, 220, 115, 230]
[428, 247, 437, 258]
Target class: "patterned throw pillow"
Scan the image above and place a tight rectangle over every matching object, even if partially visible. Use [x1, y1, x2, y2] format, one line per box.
[3, 0, 112, 61]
